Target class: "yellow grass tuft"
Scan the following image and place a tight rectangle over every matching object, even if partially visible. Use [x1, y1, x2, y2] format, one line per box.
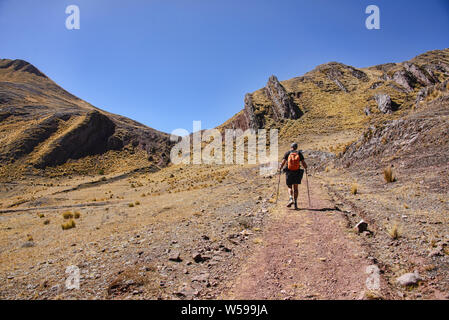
[387, 223, 401, 240]
[61, 219, 76, 230]
[351, 184, 358, 195]
[74, 211, 81, 219]
[62, 211, 73, 219]
[383, 166, 396, 183]
[128, 203, 134, 207]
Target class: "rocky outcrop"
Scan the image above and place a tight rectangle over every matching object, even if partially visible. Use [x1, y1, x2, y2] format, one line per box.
[374, 93, 393, 113]
[243, 93, 264, 130]
[392, 70, 417, 92]
[403, 62, 437, 86]
[264, 75, 302, 121]
[34, 110, 116, 168]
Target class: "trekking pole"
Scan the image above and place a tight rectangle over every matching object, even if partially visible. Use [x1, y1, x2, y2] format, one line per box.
[305, 168, 311, 208]
[275, 170, 281, 204]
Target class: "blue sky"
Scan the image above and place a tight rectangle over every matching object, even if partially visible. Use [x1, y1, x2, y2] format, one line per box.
[0, 0, 448, 133]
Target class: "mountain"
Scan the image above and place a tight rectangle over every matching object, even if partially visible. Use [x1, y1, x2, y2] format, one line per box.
[0, 59, 173, 179]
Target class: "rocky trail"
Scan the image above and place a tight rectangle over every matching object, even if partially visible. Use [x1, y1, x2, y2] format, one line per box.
[225, 176, 392, 300]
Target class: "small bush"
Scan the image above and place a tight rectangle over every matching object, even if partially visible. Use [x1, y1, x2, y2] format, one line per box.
[38, 213, 45, 218]
[61, 219, 76, 230]
[43, 219, 50, 225]
[135, 201, 140, 206]
[351, 184, 358, 195]
[383, 166, 396, 183]
[387, 223, 401, 240]
[128, 203, 134, 208]
[62, 211, 74, 219]
[98, 169, 105, 175]
[27, 235, 33, 241]
[74, 211, 81, 219]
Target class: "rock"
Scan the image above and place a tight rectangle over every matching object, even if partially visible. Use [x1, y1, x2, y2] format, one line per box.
[192, 272, 210, 283]
[21, 241, 35, 248]
[392, 70, 417, 92]
[168, 251, 182, 262]
[354, 220, 368, 233]
[396, 271, 422, 286]
[374, 93, 393, 114]
[192, 252, 210, 263]
[428, 246, 444, 257]
[264, 75, 302, 121]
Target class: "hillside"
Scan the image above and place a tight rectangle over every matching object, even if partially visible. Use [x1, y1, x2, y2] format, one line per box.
[220, 48, 449, 152]
[0, 59, 173, 180]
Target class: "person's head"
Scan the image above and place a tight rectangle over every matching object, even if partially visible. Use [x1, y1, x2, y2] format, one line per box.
[291, 143, 298, 150]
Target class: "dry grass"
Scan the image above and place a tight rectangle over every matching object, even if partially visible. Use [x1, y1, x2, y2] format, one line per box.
[383, 166, 396, 183]
[62, 211, 74, 219]
[387, 223, 401, 240]
[43, 219, 50, 225]
[61, 219, 76, 230]
[351, 184, 358, 195]
[128, 203, 134, 208]
[74, 211, 81, 219]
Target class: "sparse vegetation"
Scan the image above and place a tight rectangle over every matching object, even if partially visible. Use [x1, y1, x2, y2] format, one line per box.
[62, 211, 74, 219]
[351, 184, 358, 195]
[61, 219, 76, 230]
[387, 223, 401, 240]
[128, 203, 134, 207]
[383, 166, 396, 183]
[74, 211, 81, 219]
[43, 219, 50, 225]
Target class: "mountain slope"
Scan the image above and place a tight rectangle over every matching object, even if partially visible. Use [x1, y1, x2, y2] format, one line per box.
[220, 48, 449, 152]
[0, 59, 173, 179]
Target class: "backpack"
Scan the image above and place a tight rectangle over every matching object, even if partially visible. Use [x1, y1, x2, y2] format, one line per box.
[287, 151, 301, 171]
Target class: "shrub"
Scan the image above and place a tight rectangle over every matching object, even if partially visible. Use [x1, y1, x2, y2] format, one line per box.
[62, 211, 74, 219]
[387, 223, 401, 239]
[135, 201, 140, 206]
[38, 213, 45, 218]
[128, 203, 134, 207]
[43, 219, 50, 225]
[351, 184, 358, 195]
[61, 219, 76, 230]
[74, 211, 81, 219]
[383, 166, 396, 183]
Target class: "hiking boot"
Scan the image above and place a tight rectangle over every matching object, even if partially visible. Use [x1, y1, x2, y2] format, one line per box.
[286, 198, 294, 207]
[294, 201, 298, 210]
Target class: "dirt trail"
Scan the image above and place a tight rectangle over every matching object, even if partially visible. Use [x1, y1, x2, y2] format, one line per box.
[225, 176, 379, 300]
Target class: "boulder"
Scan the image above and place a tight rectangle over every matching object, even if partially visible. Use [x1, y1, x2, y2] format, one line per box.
[374, 94, 393, 114]
[396, 271, 422, 286]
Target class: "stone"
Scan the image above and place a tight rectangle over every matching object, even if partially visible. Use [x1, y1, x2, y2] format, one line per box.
[192, 252, 209, 263]
[396, 271, 422, 286]
[354, 220, 368, 233]
[169, 251, 182, 262]
[374, 94, 393, 114]
[21, 241, 35, 248]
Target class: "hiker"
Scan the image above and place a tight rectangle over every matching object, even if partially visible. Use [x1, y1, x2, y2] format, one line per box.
[278, 143, 307, 210]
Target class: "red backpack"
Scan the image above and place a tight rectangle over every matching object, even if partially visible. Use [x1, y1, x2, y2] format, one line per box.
[287, 151, 301, 171]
